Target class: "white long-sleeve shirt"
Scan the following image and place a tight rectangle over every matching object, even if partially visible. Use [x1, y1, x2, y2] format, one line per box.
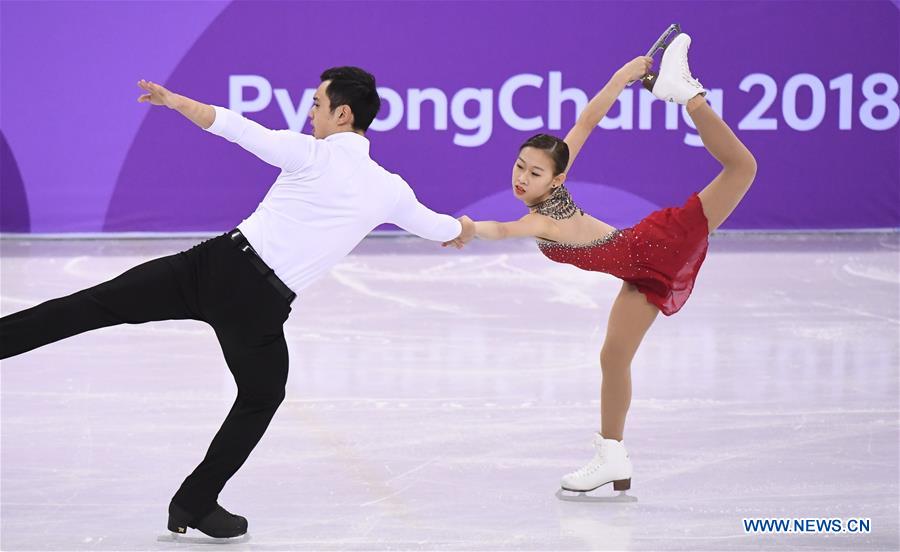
[204, 106, 462, 294]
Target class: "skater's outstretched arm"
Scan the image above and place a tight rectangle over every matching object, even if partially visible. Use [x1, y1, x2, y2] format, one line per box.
[138, 79, 215, 129]
[562, 57, 652, 172]
[442, 213, 559, 248]
[137, 79, 314, 173]
[389, 178, 475, 243]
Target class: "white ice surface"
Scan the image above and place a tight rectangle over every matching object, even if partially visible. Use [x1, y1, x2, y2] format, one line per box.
[1, 234, 898, 551]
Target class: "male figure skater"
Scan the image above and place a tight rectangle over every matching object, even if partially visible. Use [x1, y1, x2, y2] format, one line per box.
[0, 66, 475, 539]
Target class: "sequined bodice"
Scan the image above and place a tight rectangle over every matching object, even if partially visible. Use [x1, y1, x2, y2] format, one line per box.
[532, 186, 627, 277]
[536, 229, 623, 249]
[536, 229, 630, 276]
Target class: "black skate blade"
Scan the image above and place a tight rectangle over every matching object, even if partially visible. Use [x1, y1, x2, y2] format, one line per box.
[555, 488, 638, 503]
[157, 532, 251, 544]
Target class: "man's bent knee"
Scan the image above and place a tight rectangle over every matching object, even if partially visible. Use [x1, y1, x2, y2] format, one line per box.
[237, 388, 286, 410]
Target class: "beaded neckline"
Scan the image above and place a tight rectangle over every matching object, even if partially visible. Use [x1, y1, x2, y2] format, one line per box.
[536, 229, 623, 249]
[529, 185, 584, 220]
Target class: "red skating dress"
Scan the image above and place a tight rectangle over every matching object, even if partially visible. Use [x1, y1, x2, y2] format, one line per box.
[537, 193, 709, 316]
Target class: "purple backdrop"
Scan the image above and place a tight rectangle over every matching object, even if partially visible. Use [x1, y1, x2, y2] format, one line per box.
[1, 0, 898, 233]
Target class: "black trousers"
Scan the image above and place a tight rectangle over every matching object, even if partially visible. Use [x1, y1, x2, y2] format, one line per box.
[0, 234, 293, 519]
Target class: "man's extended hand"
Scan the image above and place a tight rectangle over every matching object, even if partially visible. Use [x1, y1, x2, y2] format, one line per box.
[442, 215, 475, 249]
[137, 79, 178, 108]
[137, 79, 215, 129]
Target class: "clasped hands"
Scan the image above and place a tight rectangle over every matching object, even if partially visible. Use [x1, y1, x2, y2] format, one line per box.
[442, 215, 475, 249]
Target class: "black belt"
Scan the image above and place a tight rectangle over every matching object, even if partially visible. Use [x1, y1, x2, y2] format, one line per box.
[228, 229, 296, 305]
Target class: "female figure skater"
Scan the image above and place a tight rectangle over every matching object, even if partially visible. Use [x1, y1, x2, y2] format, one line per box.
[445, 33, 756, 494]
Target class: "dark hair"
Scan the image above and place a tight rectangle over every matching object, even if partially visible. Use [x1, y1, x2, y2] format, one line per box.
[519, 133, 569, 176]
[319, 66, 381, 132]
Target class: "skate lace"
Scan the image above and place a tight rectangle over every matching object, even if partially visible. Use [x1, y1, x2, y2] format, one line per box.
[569, 446, 607, 477]
[680, 44, 702, 88]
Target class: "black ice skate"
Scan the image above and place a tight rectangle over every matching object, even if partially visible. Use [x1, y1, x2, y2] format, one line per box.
[160, 501, 250, 543]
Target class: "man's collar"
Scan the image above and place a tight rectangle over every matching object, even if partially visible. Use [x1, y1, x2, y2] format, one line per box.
[324, 131, 370, 155]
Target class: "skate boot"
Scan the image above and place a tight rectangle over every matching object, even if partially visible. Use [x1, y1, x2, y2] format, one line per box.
[644, 33, 707, 104]
[560, 434, 632, 493]
[167, 501, 248, 540]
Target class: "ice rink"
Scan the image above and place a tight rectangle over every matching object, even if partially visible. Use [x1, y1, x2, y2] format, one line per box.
[1, 233, 898, 551]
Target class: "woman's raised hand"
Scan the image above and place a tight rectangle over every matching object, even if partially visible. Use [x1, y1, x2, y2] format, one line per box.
[618, 56, 654, 83]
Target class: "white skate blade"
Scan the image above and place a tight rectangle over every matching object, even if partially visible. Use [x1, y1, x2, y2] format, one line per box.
[556, 488, 638, 503]
[157, 532, 251, 544]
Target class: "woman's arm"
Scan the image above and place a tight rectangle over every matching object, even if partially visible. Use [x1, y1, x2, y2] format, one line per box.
[442, 213, 558, 249]
[563, 57, 653, 172]
[476, 213, 559, 241]
[475, 213, 557, 241]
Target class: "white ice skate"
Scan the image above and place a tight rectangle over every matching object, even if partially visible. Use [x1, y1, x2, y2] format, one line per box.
[644, 32, 707, 104]
[556, 434, 633, 501]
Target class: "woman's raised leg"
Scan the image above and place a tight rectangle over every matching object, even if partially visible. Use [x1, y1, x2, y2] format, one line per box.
[688, 96, 758, 233]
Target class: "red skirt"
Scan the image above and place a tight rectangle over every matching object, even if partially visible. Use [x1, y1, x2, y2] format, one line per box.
[538, 193, 710, 316]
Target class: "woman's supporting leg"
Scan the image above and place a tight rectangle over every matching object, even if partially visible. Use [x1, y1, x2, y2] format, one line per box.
[687, 96, 758, 233]
[599, 282, 660, 441]
[0, 254, 198, 359]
